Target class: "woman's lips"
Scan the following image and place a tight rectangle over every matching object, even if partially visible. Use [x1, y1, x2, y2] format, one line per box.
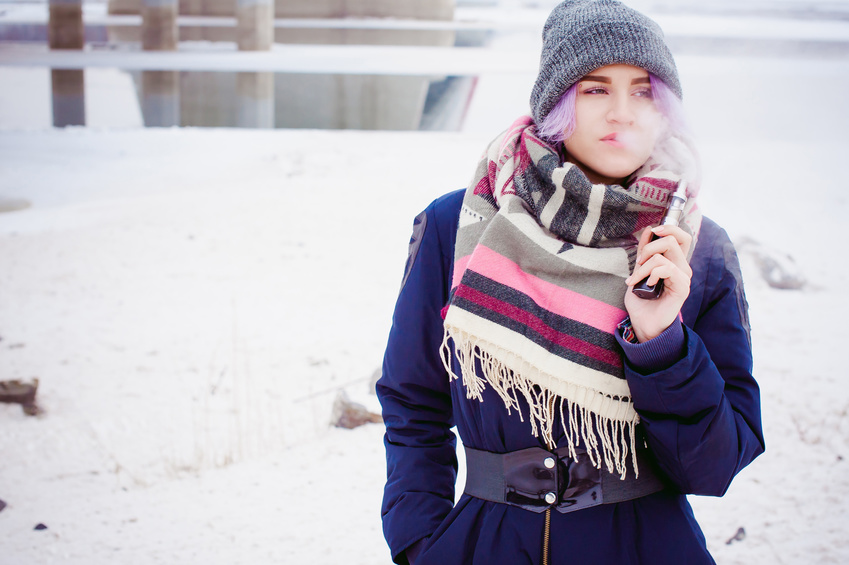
[601, 133, 625, 148]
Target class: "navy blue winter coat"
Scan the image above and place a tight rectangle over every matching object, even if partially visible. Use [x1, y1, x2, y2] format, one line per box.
[378, 189, 764, 565]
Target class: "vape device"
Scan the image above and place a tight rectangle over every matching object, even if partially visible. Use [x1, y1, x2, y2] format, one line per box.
[631, 181, 688, 300]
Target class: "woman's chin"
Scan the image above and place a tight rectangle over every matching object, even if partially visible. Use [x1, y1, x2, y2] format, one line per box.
[584, 166, 639, 186]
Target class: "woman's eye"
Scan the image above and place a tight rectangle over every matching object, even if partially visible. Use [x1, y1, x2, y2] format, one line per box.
[633, 88, 653, 99]
[583, 87, 607, 95]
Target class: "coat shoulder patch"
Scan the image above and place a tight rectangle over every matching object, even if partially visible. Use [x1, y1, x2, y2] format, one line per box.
[722, 238, 752, 348]
[399, 211, 427, 292]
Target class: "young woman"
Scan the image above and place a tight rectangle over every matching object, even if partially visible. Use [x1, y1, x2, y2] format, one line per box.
[378, 1, 764, 564]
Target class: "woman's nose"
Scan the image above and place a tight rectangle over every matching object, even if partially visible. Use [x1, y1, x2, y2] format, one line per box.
[606, 95, 635, 125]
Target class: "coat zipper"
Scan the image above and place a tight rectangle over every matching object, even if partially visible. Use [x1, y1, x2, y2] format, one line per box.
[543, 395, 554, 565]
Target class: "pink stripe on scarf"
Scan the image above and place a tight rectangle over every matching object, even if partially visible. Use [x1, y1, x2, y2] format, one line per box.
[500, 115, 534, 155]
[465, 245, 626, 333]
[452, 255, 472, 289]
[456, 285, 622, 368]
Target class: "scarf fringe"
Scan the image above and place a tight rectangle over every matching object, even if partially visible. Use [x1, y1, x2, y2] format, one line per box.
[441, 328, 640, 479]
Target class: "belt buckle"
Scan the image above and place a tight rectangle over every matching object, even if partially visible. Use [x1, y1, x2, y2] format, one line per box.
[553, 446, 602, 514]
[502, 447, 558, 513]
[501, 446, 602, 514]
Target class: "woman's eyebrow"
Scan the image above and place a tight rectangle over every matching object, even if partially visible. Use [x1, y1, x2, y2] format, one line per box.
[581, 75, 610, 83]
[580, 75, 650, 85]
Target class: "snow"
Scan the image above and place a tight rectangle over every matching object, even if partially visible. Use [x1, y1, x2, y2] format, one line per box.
[0, 128, 486, 564]
[1, 4, 849, 564]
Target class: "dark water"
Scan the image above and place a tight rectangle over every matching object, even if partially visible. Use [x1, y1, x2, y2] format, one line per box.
[41, 69, 477, 130]
[2, 19, 489, 130]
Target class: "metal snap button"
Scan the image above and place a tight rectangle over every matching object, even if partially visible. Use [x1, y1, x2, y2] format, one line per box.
[545, 492, 557, 504]
[543, 457, 555, 469]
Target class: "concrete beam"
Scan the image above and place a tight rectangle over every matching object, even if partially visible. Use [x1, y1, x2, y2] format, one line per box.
[110, 0, 456, 20]
[275, 0, 454, 20]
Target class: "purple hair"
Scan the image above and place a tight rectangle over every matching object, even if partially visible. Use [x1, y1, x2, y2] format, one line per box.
[535, 82, 578, 144]
[536, 74, 688, 145]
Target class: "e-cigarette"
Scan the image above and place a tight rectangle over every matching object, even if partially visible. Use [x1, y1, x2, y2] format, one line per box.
[631, 181, 688, 300]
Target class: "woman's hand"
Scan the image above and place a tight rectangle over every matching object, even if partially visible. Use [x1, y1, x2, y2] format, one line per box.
[624, 224, 693, 342]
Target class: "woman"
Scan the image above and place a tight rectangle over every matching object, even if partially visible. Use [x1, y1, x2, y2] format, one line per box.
[378, 1, 764, 564]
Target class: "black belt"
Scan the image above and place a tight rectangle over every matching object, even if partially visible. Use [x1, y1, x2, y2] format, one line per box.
[464, 445, 667, 514]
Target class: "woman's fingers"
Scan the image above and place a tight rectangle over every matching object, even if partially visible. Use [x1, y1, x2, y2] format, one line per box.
[634, 222, 655, 257]
[635, 227, 692, 276]
[641, 225, 692, 258]
[627, 253, 690, 293]
[636, 226, 691, 260]
[628, 253, 667, 287]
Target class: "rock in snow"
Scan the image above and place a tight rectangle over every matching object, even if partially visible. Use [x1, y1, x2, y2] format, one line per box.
[725, 527, 746, 545]
[0, 378, 40, 416]
[331, 390, 382, 429]
[736, 237, 806, 290]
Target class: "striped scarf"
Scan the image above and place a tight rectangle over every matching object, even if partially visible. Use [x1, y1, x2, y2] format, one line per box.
[441, 116, 701, 478]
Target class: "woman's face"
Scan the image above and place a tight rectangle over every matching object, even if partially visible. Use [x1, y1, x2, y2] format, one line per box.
[564, 64, 663, 185]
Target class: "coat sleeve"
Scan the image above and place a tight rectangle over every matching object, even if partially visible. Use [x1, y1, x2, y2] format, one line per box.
[620, 221, 765, 496]
[376, 192, 462, 564]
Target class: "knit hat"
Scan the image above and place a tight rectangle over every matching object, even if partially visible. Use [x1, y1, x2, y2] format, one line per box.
[530, 0, 681, 124]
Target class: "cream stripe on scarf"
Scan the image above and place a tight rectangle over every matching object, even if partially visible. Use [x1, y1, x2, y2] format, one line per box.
[541, 167, 568, 227]
[576, 183, 607, 245]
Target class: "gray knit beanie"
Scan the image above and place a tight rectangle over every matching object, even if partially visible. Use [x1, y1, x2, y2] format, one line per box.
[530, 0, 681, 125]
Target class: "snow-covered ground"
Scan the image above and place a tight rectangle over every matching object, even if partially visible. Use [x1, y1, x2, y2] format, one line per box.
[2, 4, 849, 564]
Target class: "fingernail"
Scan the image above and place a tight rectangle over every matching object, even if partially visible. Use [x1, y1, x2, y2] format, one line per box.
[625, 276, 632, 285]
[652, 226, 664, 234]
[635, 253, 641, 264]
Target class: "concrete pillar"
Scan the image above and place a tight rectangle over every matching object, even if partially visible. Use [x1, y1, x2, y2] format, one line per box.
[49, 0, 86, 127]
[237, 0, 273, 51]
[142, 0, 178, 51]
[108, 0, 141, 15]
[51, 70, 86, 127]
[49, 0, 85, 49]
[237, 72, 274, 128]
[141, 71, 180, 126]
[178, 0, 203, 15]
